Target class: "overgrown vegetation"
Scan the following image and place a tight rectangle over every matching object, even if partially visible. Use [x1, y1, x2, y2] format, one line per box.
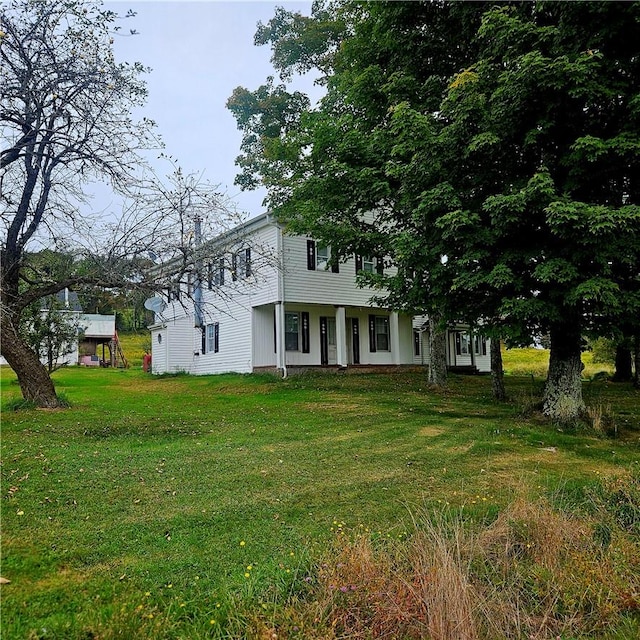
[1, 365, 638, 638]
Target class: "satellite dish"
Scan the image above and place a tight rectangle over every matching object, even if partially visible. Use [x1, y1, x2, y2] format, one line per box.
[144, 296, 167, 313]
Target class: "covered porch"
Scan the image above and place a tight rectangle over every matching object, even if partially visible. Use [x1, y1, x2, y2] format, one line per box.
[252, 303, 415, 374]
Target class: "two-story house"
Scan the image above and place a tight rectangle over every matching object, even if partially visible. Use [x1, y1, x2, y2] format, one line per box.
[148, 213, 491, 376]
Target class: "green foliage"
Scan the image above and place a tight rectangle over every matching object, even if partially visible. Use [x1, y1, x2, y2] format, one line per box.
[227, 0, 640, 420]
[589, 337, 617, 365]
[20, 297, 81, 373]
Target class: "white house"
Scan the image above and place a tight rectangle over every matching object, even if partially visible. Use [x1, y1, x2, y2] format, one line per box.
[0, 291, 122, 368]
[148, 213, 491, 376]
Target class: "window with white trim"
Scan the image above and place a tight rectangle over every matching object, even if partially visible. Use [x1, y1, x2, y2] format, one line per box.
[307, 240, 338, 272]
[285, 312, 299, 351]
[356, 255, 383, 275]
[316, 244, 329, 270]
[233, 248, 251, 280]
[362, 256, 375, 273]
[455, 332, 470, 356]
[368, 315, 390, 352]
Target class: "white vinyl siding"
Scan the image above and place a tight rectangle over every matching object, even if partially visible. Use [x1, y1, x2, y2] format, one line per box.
[252, 305, 277, 367]
[191, 305, 253, 374]
[283, 235, 387, 307]
[150, 315, 194, 374]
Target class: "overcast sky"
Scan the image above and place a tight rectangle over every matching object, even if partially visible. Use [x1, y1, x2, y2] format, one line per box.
[107, 0, 319, 217]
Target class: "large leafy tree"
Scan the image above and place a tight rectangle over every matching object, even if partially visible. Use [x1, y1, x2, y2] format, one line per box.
[229, 0, 640, 421]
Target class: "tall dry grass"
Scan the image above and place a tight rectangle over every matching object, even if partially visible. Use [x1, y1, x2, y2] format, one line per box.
[270, 491, 639, 639]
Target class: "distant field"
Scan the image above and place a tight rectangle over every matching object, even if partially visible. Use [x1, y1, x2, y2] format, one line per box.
[502, 346, 614, 379]
[1, 364, 637, 639]
[118, 331, 150, 368]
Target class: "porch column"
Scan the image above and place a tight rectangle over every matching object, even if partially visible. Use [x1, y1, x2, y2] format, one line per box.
[469, 328, 476, 369]
[275, 302, 286, 373]
[335, 306, 347, 367]
[390, 311, 401, 365]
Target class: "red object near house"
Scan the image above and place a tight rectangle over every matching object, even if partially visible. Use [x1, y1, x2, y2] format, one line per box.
[143, 353, 152, 372]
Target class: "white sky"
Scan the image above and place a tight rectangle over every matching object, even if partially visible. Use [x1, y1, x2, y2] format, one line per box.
[106, 0, 319, 217]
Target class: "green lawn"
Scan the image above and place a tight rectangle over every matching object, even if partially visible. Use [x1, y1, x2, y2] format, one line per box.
[1, 366, 638, 638]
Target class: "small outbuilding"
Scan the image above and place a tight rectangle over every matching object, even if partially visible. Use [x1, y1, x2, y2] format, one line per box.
[78, 314, 128, 367]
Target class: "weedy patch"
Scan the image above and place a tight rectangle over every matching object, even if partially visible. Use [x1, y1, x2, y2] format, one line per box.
[270, 490, 640, 640]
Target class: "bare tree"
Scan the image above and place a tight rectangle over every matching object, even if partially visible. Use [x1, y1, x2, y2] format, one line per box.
[0, 1, 243, 406]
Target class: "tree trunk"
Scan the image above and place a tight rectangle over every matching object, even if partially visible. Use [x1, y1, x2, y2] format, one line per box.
[1, 312, 62, 408]
[634, 333, 640, 390]
[428, 314, 448, 387]
[611, 341, 633, 382]
[490, 337, 506, 401]
[543, 322, 585, 422]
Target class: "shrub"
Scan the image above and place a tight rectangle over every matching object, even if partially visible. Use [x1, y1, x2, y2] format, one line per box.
[589, 338, 616, 365]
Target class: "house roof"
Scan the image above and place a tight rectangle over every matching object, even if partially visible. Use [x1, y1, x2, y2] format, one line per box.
[151, 212, 278, 278]
[80, 314, 116, 338]
[42, 289, 83, 312]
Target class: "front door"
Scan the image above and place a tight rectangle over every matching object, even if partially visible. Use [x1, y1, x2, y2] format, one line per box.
[349, 318, 360, 364]
[320, 316, 337, 365]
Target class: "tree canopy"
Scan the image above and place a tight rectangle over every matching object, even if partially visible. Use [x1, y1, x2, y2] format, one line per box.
[229, 0, 640, 420]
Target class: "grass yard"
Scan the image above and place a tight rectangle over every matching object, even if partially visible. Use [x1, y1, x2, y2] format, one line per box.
[1, 365, 638, 639]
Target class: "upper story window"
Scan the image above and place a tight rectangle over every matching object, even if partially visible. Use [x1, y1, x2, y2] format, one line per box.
[316, 244, 329, 270]
[362, 256, 375, 273]
[355, 255, 383, 275]
[214, 257, 225, 286]
[232, 248, 251, 281]
[207, 259, 225, 290]
[167, 282, 180, 301]
[307, 240, 339, 273]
